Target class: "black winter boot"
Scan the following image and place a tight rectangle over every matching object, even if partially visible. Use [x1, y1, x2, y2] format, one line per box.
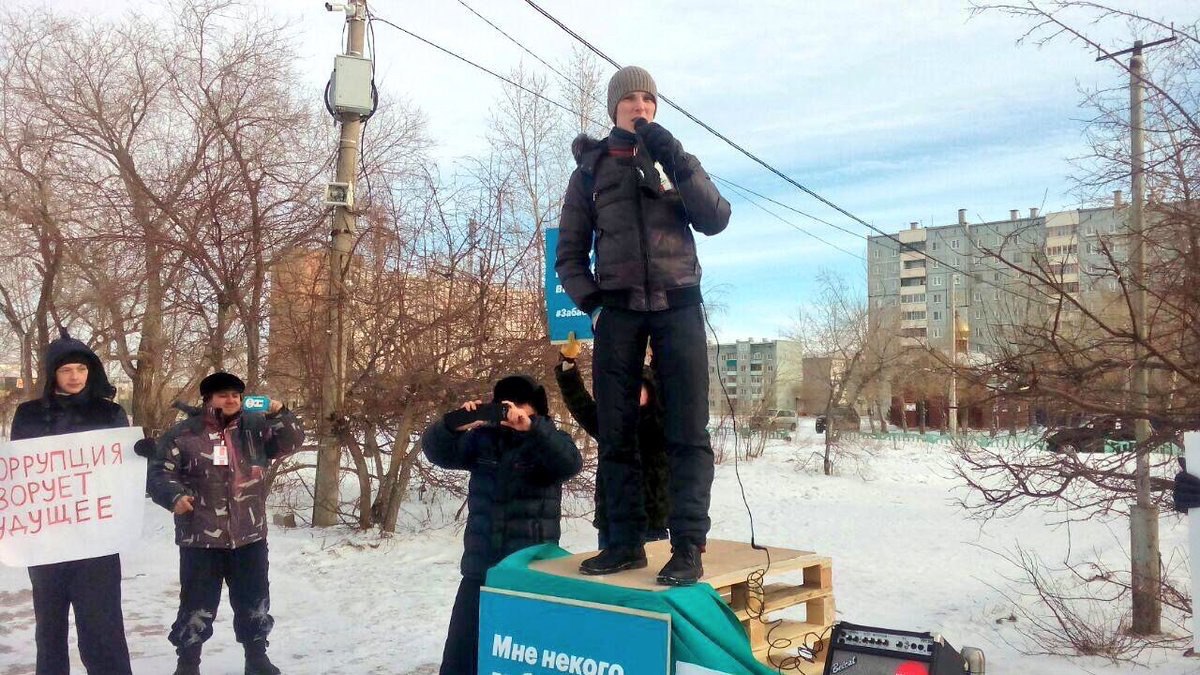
[173, 665, 201, 675]
[245, 641, 281, 675]
[579, 545, 647, 575]
[656, 542, 703, 586]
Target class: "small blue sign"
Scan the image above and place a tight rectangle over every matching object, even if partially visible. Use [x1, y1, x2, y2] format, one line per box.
[242, 395, 270, 413]
[545, 226, 594, 344]
[479, 587, 670, 675]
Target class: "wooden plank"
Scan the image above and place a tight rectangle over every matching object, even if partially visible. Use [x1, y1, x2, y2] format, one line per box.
[807, 594, 836, 627]
[749, 618, 829, 658]
[804, 561, 833, 590]
[528, 538, 830, 592]
[733, 582, 833, 621]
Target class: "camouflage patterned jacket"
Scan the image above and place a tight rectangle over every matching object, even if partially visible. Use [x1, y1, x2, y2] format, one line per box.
[148, 405, 304, 549]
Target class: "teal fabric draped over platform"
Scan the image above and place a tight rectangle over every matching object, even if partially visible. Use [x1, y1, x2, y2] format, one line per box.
[485, 544, 775, 675]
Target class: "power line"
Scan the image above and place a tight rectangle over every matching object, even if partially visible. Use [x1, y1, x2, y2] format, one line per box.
[520, 0, 1054, 307]
[714, 176, 865, 261]
[453, 0, 604, 109]
[367, 15, 589, 122]
[449, 1, 863, 262]
[370, 11, 864, 265]
[373, 6, 1047, 309]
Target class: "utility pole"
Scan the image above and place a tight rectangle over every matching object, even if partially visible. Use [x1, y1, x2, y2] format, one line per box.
[1097, 33, 1175, 636]
[314, 0, 370, 527]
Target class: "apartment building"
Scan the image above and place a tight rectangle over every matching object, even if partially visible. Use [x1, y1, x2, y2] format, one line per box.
[706, 339, 803, 417]
[866, 194, 1129, 355]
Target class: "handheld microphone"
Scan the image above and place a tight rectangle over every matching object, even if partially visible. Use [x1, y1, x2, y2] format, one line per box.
[633, 117, 649, 130]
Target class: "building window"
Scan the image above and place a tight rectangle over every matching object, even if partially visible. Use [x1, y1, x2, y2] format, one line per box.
[931, 241, 940, 251]
[932, 293, 942, 303]
[900, 292, 925, 304]
[932, 310, 941, 321]
[953, 274, 961, 285]
[902, 311, 926, 320]
[931, 327, 943, 338]
[950, 239, 961, 249]
[1046, 243, 1079, 256]
[930, 259, 940, 269]
[932, 276, 944, 287]
[900, 277, 925, 287]
[903, 259, 926, 270]
[873, 249, 881, 259]
[891, 248, 899, 257]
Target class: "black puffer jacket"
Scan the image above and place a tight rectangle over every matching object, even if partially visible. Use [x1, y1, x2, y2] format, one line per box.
[555, 131, 731, 314]
[10, 331, 128, 441]
[422, 416, 582, 580]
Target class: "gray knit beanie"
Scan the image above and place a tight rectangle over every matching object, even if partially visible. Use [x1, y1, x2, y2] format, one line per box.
[607, 65, 657, 122]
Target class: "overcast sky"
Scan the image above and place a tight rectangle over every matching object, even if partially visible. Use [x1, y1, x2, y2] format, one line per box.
[37, 0, 1200, 341]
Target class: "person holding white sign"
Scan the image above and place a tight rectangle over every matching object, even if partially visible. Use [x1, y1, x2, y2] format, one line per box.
[8, 329, 133, 675]
[146, 371, 304, 675]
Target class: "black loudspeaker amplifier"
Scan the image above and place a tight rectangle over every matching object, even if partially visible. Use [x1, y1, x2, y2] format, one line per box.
[821, 621, 966, 675]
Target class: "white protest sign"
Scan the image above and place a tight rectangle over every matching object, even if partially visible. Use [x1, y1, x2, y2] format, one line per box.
[0, 427, 146, 567]
[1187, 431, 1200, 654]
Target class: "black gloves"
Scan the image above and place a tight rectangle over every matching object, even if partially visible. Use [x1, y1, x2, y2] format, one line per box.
[1174, 457, 1200, 513]
[635, 122, 685, 173]
[133, 438, 157, 459]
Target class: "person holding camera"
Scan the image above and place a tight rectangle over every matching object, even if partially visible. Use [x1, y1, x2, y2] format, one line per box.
[422, 374, 583, 675]
[555, 65, 730, 585]
[9, 329, 133, 675]
[553, 334, 669, 548]
[144, 371, 304, 675]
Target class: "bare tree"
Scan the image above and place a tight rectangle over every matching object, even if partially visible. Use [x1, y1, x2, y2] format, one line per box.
[789, 269, 905, 474]
[957, 0, 1199, 656]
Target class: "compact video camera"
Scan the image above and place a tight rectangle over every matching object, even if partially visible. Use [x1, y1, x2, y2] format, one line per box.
[444, 402, 510, 430]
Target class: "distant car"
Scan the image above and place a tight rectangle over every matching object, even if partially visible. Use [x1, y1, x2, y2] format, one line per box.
[1045, 417, 1135, 453]
[815, 407, 860, 434]
[747, 409, 798, 433]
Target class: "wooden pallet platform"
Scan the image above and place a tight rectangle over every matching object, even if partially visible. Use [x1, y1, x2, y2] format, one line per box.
[530, 539, 835, 668]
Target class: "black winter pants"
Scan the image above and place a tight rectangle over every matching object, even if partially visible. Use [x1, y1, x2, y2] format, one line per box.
[28, 553, 132, 675]
[169, 540, 274, 657]
[593, 304, 714, 547]
[439, 576, 483, 675]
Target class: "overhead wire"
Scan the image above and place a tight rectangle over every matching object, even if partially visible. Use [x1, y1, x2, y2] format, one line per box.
[369, 4, 1053, 320]
[519, 0, 1055, 309]
[371, 8, 864, 268]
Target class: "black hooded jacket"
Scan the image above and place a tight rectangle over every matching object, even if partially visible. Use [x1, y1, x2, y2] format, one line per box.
[422, 387, 582, 580]
[10, 330, 128, 441]
[554, 362, 669, 532]
[555, 130, 731, 314]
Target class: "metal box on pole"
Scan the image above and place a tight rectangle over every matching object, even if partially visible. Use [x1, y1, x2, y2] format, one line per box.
[331, 55, 374, 116]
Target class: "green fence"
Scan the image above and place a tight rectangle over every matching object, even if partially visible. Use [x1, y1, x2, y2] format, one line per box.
[840, 431, 1182, 455]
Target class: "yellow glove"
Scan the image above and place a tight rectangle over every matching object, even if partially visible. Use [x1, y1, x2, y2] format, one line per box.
[560, 332, 582, 361]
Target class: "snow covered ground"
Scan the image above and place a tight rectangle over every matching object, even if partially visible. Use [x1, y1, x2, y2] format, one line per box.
[0, 425, 1194, 674]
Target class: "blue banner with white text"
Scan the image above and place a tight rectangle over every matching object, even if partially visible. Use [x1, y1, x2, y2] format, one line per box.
[479, 587, 670, 675]
[545, 226, 594, 344]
